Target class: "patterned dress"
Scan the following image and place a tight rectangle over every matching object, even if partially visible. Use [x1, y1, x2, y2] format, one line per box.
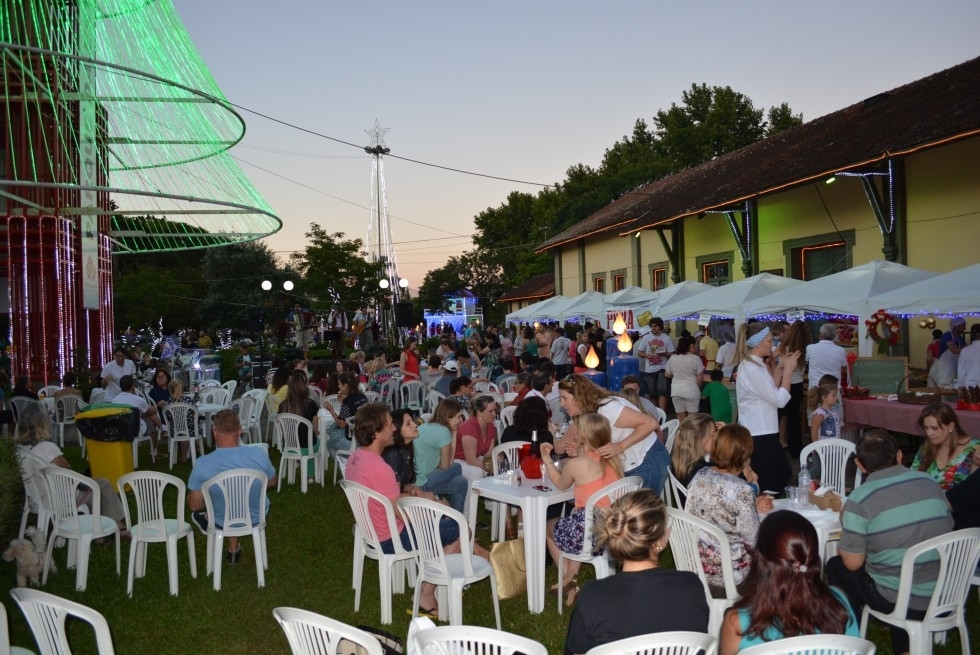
[910, 438, 979, 490]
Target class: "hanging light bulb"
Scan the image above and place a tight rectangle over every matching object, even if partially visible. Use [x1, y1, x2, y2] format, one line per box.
[584, 345, 600, 370]
[617, 331, 633, 353]
[613, 314, 626, 335]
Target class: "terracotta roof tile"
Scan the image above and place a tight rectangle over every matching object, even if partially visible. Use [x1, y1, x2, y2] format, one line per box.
[498, 273, 555, 301]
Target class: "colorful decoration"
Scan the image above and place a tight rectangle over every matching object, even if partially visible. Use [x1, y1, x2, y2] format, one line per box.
[865, 309, 901, 356]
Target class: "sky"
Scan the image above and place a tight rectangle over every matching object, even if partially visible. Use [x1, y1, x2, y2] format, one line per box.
[172, 1, 980, 294]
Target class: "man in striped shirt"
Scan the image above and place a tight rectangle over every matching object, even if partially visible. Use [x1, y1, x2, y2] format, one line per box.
[826, 429, 952, 655]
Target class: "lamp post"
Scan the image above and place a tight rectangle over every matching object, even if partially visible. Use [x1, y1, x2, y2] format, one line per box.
[259, 279, 293, 377]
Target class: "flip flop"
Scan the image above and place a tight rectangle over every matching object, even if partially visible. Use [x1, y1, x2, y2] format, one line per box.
[406, 606, 439, 620]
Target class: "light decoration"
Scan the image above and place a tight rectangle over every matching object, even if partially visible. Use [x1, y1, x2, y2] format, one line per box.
[584, 346, 600, 369]
[835, 167, 895, 235]
[612, 313, 627, 335]
[865, 309, 901, 355]
[1, 0, 281, 253]
[617, 331, 633, 353]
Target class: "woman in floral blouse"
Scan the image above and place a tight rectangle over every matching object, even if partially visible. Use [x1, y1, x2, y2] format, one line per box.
[911, 403, 978, 490]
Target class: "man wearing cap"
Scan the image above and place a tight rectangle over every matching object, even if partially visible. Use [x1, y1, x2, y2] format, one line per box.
[353, 303, 374, 350]
[434, 359, 459, 397]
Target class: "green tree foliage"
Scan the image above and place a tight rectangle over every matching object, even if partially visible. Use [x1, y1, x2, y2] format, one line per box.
[113, 265, 199, 331]
[197, 240, 286, 332]
[289, 224, 385, 314]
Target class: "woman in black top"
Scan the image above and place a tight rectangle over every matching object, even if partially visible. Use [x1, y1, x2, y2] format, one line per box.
[500, 396, 554, 446]
[383, 409, 418, 493]
[279, 371, 320, 478]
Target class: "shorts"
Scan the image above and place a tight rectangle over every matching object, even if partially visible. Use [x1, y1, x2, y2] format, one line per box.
[380, 517, 460, 554]
[671, 394, 701, 414]
[644, 370, 668, 398]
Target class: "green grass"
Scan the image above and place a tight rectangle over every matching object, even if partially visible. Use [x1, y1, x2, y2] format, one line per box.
[2, 442, 978, 654]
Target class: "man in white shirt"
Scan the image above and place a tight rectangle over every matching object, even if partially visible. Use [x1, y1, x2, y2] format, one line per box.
[100, 347, 136, 402]
[114, 375, 167, 458]
[805, 323, 848, 388]
[637, 318, 674, 411]
[956, 324, 980, 388]
[550, 327, 573, 379]
[716, 337, 736, 379]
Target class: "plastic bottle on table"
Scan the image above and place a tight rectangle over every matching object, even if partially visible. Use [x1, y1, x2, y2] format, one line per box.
[798, 469, 811, 506]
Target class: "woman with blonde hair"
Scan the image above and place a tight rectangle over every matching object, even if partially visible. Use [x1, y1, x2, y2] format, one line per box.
[564, 489, 709, 655]
[541, 412, 624, 606]
[734, 322, 799, 494]
[558, 374, 666, 492]
[670, 413, 721, 487]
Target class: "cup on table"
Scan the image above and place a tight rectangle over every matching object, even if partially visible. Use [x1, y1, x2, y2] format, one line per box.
[785, 487, 799, 504]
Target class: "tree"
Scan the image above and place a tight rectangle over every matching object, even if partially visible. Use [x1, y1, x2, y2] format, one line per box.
[197, 240, 286, 332]
[289, 224, 385, 314]
[765, 102, 804, 136]
[113, 265, 199, 333]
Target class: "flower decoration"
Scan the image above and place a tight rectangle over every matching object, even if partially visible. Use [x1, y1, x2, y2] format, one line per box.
[865, 309, 901, 355]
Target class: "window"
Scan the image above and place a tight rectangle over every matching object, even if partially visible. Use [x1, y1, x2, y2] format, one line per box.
[648, 262, 668, 291]
[592, 275, 605, 293]
[696, 251, 733, 287]
[783, 231, 855, 280]
[611, 268, 626, 292]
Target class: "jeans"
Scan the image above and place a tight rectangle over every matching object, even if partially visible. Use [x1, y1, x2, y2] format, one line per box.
[420, 463, 469, 515]
[325, 426, 351, 457]
[626, 437, 670, 495]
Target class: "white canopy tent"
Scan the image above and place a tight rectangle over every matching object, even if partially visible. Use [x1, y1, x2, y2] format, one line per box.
[504, 295, 566, 324]
[867, 263, 980, 317]
[743, 260, 938, 356]
[660, 273, 804, 321]
[603, 286, 659, 331]
[558, 291, 607, 324]
[653, 280, 714, 317]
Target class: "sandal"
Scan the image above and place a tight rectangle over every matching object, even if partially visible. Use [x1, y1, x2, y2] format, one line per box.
[565, 581, 580, 607]
[406, 605, 439, 620]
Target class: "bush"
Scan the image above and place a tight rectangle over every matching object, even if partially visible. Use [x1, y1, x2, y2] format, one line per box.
[0, 437, 24, 545]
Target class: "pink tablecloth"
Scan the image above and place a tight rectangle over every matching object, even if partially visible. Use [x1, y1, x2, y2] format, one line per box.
[843, 398, 980, 437]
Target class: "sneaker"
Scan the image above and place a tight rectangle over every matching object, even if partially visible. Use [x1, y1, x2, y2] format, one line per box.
[191, 510, 209, 535]
[226, 548, 242, 564]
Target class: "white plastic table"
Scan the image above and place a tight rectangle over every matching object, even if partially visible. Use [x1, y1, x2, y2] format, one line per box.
[765, 498, 842, 563]
[196, 402, 226, 448]
[468, 475, 574, 613]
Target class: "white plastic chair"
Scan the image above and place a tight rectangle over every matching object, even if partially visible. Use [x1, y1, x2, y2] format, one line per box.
[41, 467, 121, 591]
[397, 497, 501, 629]
[221, 379, 237, 399]
[16, 446, 53, 539]
[54, 396, 87, 448]
[241, 389, 270, 442]
[662, 419, 680, 453]
[0, 599, 36, 655]
[799, 438, 861, 497]
[364, 390, 382, 403]
[653, 406, 667, 425]
[274, 413, 324, 493]
[738, 634, 875, 655]
[474, 381, 500, 394]
[322, 394, 341, 413]
[425, 389, 446, 413]
[665, 468, 689, 510]
[411, 625, 547, 655]
[499, 405, 518, 428]
[380, 378, 400, 409]
[666, 507, 740, 636]
[272, 607, 383, 655]
[583, 631, 719, 655]
[400, 380, 426, 412]
[229, 395, 258, 443]
[488, 441, 529, 541]
[199, 387, 231, 407]
[38, 386, 61, 399]
[201, 468, 269, 591]
[307, 385, 323, 408]
[162, 403, 204, 470]
[10, 588, 114, 655]
[496, 374, 517, 393]
[88, 388, 106, 405]
[117, 471, 197, 596]
[557, 476, 644, 614]
[9, 397, 37, 424]
[339, 480, 418, 624]
[860, 528, 980, 655]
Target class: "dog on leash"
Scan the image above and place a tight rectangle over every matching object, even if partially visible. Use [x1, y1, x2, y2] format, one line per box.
[3, 526, 56, 587]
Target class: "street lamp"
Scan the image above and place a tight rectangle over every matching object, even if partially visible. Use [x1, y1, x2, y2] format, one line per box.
[258, 278, 294, 366]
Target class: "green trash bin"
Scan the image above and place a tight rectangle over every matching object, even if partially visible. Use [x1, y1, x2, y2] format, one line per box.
[76, 404, 140, 491]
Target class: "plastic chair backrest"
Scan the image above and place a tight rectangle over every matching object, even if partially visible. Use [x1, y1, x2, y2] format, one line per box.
[308, 386, 323, 406]
[400, 380, 425, 409]
[578, 476, 643, 556]
[425, 389, 445, 413]
[499, 405, 518, 428]
[162, 402, 200, 439]
[272, 607, 383, 655]
[201, 468, 268, 537]
[583, 631, 719, 655]
[339, 480, 411, 555]
[397, 497, 476, 577]
[43, 467, 105, 529]
[116, 470, 186, 537]
[323, 394, 341, 413]
[199, 388, 230, 406]
[9, 397, 37, 422]
[662, 419, 680, 453]
[380, 378, 400, 408]
[666, 507, 739, 601]
[474, 381, 500, 394]
[230, 395, 257, 425]
[799, 438, 859, 496]
[275, 413, 313, 455]
[666, 468, 689, 510]
[17, 447, 52, 521]
[496, 374, 517, 393]
[221, 380, 238, 398]
[1, 598, 37, 655]
[653, 406, 667, 425]
[89, 388, 106, 405]
[364, 391, 382, 403]
[10, 587, 115, 655]
[55, 395, 87, 422]
[38, 386, 61, 398]
[737, 634, 875, 655]
[491, 441, 528, 474]
[411, 625, 547, 655]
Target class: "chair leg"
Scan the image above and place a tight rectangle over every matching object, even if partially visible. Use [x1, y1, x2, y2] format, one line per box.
[75, 535, 92, 591]
[379, 559, 392, 624]
[212, 533, 223, 591]
[489, 570, 502, 630]
[127, 540, 139, 597]
[166, 537, 180, 596]
[252, 530, 265, 588]
[186, 533, 197, 579]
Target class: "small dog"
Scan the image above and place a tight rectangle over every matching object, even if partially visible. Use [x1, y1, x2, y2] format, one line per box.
[3, 526, 56, 587]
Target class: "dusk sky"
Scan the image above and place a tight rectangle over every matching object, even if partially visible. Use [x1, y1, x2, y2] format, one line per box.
[173, 1, 979, 292]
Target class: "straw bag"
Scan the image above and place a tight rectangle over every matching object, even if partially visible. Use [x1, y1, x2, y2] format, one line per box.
[489, 537, 527, 599]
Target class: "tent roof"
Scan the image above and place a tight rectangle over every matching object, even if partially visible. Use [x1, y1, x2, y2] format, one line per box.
[867, 263, 980, 317]
[661, 273, 804, 320]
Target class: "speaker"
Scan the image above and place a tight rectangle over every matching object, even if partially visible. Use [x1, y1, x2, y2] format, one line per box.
[246, 307, 263, 333]
[395, 302, 414, 328]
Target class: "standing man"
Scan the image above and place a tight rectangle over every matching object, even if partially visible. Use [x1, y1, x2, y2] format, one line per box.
[290, 303, 313, 360]
[637, 318, 674, 412]
[188, 410, 277, 565]
[101, 347, 136, 402]
[352, 303, 374, 351]
[825, 429, 952, 655]
[327, 304, 349, 360]
[698, 325, 719, 373]
[550, 327, 573, 379]
[805, 323, 848, 390]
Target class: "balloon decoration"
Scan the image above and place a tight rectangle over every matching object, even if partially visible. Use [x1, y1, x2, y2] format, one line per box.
[865, 309, 901, 356]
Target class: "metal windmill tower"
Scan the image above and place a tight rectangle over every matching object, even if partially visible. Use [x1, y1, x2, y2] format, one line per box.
[364, 120, 406, 341]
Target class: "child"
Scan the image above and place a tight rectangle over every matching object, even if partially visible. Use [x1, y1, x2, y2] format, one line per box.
[806, 374, 841, 480]
[701, 369, 732, 423]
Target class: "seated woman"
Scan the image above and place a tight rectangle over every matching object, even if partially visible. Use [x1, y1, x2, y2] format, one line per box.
[669, 413, 720, 505]
[686, 424, 773, 593]
[366, 354, 395, 393]
[541, 413, 623, 607]
[563, 489, 709, 655]
[14, 403, 129, 535]
[54, 372, 84, 400]
[911, 402, 978, 490]
[278, 371, 320, 480]
[324, 372, 368, 456]
[947, 446, 980, 529]
[413, 399, 469, 514]
[267, 364, 292, 410]
[720, 510, 859, 655]
[500, 396, 556, 446]
[12, 375, 38, 400]
[383, 409, 419, 493]
[454, 395, 498, 481]
[447, 376, 474, 411]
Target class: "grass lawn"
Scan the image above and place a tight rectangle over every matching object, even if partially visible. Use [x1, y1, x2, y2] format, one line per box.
[2, 442, 978, 654]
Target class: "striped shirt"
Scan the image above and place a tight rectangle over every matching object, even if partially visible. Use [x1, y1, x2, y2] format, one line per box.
[839, 465, 953, 609]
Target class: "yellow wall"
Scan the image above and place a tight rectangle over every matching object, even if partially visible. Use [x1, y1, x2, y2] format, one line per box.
[581, 234, 632, 292]
[557, 244, 581, 295]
